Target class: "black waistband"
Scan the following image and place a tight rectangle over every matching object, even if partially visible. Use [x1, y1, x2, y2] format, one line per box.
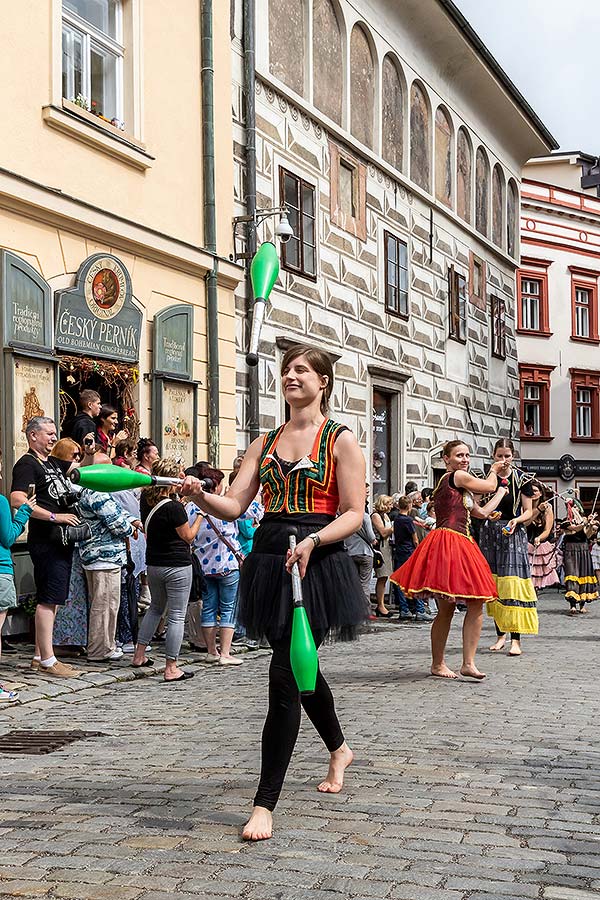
[262, 513, 334, 527]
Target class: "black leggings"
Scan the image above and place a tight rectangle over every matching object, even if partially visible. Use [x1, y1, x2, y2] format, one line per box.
[254, 632, 344, 811]
[495, 623, 520, 641]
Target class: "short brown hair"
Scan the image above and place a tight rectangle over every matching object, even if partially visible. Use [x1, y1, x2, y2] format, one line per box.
[143, 458, 181, 508]
[397, 495, 411, 512]
[79, 389, 100, 409]
[280, 345, 334, 415]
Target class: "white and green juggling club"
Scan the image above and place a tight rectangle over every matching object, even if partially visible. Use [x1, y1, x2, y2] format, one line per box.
[246, 241, 280, 367]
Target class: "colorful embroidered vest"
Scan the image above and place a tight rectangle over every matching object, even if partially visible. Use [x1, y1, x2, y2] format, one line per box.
[260, 419, 347, 515]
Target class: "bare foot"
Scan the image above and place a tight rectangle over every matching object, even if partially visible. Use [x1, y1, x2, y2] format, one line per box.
[489, 639, 506, 652]
[430, 663, 458, 679]
[460, 664, 486, 680]
[242, 806, 273, 841]
[568, 608, 578, 616]
[579, 606, 588, 614]
[508, 642, 522, 657]
[317, 742, 354, 793]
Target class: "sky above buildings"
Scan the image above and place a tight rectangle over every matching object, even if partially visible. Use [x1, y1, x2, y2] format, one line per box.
[454, 0, 599, 154]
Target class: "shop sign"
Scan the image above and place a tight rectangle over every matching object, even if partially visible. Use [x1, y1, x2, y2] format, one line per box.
[1, 251, 53, 351]
[13, 358, 56, 462]
[522, 459, 559, 476]
[55, 254, 142, 362]
[153, 305, 194, 380]
[160, 381, 195, 466]
[575, 460, 600, 477]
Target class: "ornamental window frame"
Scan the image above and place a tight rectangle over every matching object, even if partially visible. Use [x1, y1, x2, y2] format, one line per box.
[570, 368, 600, 442]
[519, 363, 554, 440]
[570, 267, 600, 344]
[517, 258, 551, 335]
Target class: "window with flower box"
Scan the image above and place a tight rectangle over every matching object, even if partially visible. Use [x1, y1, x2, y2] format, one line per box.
[570, 267, 599, 343]
[62, 0, 124, 126]
[519, 363, 554, 440]
[570, 368, 600, 441]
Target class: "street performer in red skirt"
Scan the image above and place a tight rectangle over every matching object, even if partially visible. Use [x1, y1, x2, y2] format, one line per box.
[391, 440, 508, 680]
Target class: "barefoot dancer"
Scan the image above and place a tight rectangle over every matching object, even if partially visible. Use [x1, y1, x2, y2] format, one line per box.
[182, 346, 368, 842]
[480, 439, 538, 657]
[390, 440, 507, 680]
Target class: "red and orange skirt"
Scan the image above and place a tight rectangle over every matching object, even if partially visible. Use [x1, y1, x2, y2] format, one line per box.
[390, 527, 498, 604]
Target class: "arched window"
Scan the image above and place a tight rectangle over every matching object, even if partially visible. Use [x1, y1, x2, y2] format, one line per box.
[269, 0, 306, 96]
[313, 0, 343, 125]
[456, 127, 472, 224]
[381, 55, 404, 172]
[507, 179, 519, 258]
[475, 147, 490, 237]
[410, 81, 430, 192]
[350, 24, 375, 149]
[435, 106, 452, 207]
[492, 164, 505, 248]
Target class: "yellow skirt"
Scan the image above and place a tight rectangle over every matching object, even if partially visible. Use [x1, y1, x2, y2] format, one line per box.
[486, 575, 539, 635]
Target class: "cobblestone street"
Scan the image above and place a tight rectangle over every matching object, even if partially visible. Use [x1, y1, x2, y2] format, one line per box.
[0, 589, 599, 900]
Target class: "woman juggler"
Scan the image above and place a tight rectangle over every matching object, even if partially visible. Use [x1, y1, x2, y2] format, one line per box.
[182, 346, 368, 841]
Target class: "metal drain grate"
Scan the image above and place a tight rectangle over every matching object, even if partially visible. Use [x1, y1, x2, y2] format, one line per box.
[0, 730, 104, 755]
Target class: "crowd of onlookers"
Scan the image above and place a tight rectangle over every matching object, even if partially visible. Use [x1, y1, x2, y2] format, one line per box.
[344, 482, 437, 626]
[0, 389, 263, 702]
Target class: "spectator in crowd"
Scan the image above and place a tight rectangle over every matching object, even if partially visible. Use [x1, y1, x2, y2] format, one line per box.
[11, 416, 82, 678]
[135, 438, 159, 475]
[404, 481, 418, 495]
[78, 453, 140, 662]
[424, 500, 436, 529]
[189, 467, 244, 666]
[113, 440, 137, 469]
[419, 487, 434, 519]
[51, 439, 87, 655]
[112, 478, 147, 654]
[69, 389, 101, 448]
[132, 458, 203, 681]
[371, 494, 394, 618]
[96, 405, 128, 457]
[408, 491, 428, 543]
[0, 452, 35, 701]
[392, 496, 433, 622]
[345, 484, 377, 607]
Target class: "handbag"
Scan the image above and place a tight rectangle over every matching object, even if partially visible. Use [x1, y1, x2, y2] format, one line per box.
[204, 515, 245, 568]
[355, 526, 384, 571]
[54, 520, 92, 548]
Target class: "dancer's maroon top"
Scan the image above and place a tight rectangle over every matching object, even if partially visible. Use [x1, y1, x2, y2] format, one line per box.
[433, 473, 471, 536]
[390, 472, 497, 604]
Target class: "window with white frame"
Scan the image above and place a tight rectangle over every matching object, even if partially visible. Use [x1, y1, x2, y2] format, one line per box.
[523, 384, 541, 436]
[574, 287, 591, 338]
[576, 388, 593, 437]
[62, 0, 124, 126]
[520, 278, 541, 331]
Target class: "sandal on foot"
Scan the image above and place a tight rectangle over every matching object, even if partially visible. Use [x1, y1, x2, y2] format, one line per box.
[131, 658, 154, 668]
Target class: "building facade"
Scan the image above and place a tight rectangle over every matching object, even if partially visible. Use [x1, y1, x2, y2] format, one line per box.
[231, 0, 555, 492]
[517, 152, 600, 512]
[0, 0, 241, 477]
[0, 0, 242, 612]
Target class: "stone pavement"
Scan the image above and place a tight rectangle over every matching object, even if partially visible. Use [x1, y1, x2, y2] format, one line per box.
[0, 589, 599, 900]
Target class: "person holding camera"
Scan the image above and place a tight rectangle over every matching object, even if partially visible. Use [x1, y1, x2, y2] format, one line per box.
[10, 417, 83, 678]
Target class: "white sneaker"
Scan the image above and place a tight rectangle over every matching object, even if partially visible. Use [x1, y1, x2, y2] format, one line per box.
[105, 648, 124, 660]
[120, 643, 136, 654]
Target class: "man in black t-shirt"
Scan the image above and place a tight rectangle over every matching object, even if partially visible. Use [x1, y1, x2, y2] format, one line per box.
[69, 389, 101, 451]
[11, 416, 82, 678]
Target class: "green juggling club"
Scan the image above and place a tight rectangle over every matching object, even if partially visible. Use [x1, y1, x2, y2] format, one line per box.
[69, 465, 212, 493]
[246, 241, 280, 366]
[288, 533, 318, 696]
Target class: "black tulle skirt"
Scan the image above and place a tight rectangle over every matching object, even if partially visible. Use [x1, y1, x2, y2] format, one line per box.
[237, 515, 370, 642]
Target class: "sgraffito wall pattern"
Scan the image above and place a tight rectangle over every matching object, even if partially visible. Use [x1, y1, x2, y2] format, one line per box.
[456, 127, 472, 224]
[350, 24, 375, 149]
[268, 0, 305, 97]
[313, 0, 343, 125]
[435, 106, 452, 208]
[410, 81, 430, 192]
[381, 55, 404, 172]
[492, 163, 505, 249]
[475, 146, 490, 237]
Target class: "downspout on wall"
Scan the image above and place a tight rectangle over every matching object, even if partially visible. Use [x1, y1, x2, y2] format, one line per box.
[201, 0, 220, 465]
[243, 0, 260, 442]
